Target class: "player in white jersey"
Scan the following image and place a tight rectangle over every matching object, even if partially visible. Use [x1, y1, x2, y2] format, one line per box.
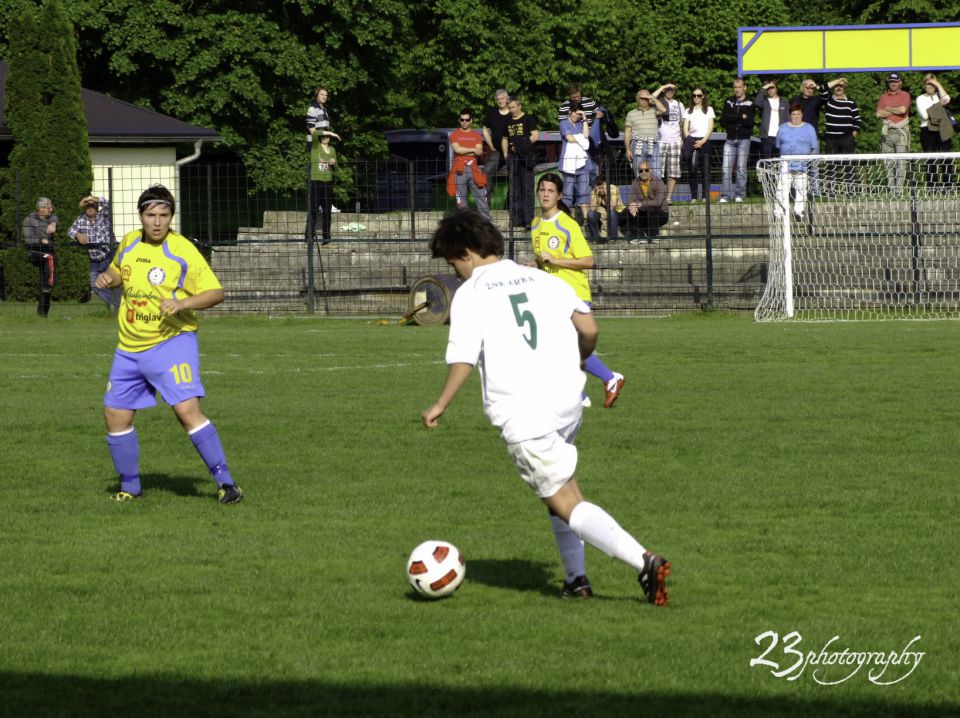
[422, 210, 670, 605]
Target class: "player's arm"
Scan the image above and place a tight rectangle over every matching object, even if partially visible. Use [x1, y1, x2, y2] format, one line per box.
[160, 288, 225, 316]
[571, 310, 598, 363]
[540, 254, 594, 270]
[95, 266, 122, 289]
[422, 362, 474, 428]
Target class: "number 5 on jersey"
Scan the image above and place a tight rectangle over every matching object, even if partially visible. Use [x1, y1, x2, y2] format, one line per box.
[509, 293, 538, 349]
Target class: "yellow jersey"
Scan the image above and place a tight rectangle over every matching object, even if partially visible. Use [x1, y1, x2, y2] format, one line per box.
[530, 211, 593, 303]
[110, 229, 222, 352]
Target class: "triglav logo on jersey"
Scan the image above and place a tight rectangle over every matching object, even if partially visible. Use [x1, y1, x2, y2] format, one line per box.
[147, 267, 166, 286]
[547, 235, 562, 250]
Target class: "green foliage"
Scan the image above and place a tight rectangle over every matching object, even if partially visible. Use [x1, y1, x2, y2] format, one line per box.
[0, 244, 88, 302]
[1, 0, 93, 298]
[1, 0, 959, 193]
[3, 0, 93, 222]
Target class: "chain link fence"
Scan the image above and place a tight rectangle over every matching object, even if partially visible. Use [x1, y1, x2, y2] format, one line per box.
[2, 144, 773, 316]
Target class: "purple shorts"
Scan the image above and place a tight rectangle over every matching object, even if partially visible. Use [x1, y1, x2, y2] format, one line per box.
[104, 332, 206, 410]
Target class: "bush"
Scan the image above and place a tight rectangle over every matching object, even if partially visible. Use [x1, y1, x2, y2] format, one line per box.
[1, 243, 90, 302]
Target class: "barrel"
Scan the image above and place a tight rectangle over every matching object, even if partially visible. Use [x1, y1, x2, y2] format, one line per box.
[408, 274, 462, 326]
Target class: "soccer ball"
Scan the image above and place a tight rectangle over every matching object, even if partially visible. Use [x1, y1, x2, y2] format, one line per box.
[406, 540, 466, 599]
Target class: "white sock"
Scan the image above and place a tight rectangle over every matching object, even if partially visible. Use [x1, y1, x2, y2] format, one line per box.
[568, 501, 647, 573]
[550, 513, 585, 582]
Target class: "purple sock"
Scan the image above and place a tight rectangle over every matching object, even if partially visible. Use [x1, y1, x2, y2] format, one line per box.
[189, 421, 235, 487]
[107, 428, 141, 495]
[583, 353, 614, 383]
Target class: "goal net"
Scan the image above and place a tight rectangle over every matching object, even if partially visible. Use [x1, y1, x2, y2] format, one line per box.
[754, 152, 960, 321]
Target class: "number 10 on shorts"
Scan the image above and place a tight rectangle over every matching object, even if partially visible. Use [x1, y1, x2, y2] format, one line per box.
[169, 362, 194, 385]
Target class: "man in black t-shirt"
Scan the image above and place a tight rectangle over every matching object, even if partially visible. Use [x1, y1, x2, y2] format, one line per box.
[501, 96, 539, 228]
[482, 88, 512, 180]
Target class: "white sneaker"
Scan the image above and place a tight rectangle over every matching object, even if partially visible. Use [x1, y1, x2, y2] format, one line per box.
[582, 396, 593, 408]
[331, 205, 342, 213]
[734, 197, 743, 203]
[719, 198, 729, 203]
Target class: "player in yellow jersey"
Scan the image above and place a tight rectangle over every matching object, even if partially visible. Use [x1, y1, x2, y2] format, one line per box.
[531, 173, 625, 411]
[94, 185, 242, 504]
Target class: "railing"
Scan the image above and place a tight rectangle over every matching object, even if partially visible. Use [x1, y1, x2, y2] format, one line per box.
[2, 151, 775, 316]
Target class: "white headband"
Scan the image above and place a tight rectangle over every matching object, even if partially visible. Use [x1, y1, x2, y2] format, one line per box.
[138, 199, 172, 211]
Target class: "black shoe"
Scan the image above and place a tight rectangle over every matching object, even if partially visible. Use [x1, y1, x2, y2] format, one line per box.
[217, 484, 244, 505]
[638, 552, 670, 606]
[561, 575, 594, 598]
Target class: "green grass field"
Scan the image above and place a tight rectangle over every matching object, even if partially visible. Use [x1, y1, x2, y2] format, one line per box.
[0, 309, 957, 716]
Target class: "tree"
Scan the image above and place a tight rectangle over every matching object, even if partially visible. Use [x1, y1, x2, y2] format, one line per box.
[2, 0, 92, 301]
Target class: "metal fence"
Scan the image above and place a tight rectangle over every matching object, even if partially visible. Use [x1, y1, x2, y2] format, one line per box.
[3, 148, 773, 316]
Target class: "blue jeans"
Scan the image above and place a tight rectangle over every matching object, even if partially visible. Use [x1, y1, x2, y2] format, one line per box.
[90, 255, 120, 309]
[586, 208, 619, 242]
[631, 139, 658, 178]
[721, 139, 750, 200]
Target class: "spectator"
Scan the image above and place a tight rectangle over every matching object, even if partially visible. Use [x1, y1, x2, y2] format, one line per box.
[308, 132, 337, 245]
[624, 89, 663, 179]
[620, 161, 669, 244]
[916, 73, 954, 189]
[482, 88, 512, 181]
[791, 77, 845, 135]
[587, 101, 619, 181]
[22, 197, 58, 317]
[876, 72, 911, 195]
[755, 80, 790, 160]
[821, 80, 861, 192]
[821, 79, 861, 153]
[448, 108, 490, 219]
[586, 170, 624, 243]
[558, 82, 598, 125]
[775, 104, 819, 221]
[652, 82, 683, 202]
[94, 184, 242, 505]
[531, 173, 625, 409]
[306, 86, 341, 213]
[68, 195, 119, 311]
[719, 77, 757, 202]
[306, 86, 339, 148]
[682, 87, 715, 202]
[502, 96, 539, 229]
[790, 77, 843, 196]
[559, 102, 593, 221]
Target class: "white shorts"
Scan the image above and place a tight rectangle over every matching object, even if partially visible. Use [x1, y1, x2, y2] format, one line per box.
[506, 419, 581, 498]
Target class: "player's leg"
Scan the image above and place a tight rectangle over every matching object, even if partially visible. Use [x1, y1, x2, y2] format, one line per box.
[104, 349, 155, 501]
[146, 333, 242, 503]
[544, 479, 670, 607]
[582, 353, 624, 409]
[105, 407, 140, 500]
[507, 426, 590, 597]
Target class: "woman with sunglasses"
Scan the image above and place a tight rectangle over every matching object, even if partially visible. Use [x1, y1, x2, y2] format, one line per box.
[682, 88, 714, 202]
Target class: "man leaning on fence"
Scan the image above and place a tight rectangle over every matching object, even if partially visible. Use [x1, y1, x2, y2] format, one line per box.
[22, 197, 59, 317]
[69, 195, 120, 311]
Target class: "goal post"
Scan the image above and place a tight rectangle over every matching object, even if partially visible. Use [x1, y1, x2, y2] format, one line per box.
[754, 152, 960, 321]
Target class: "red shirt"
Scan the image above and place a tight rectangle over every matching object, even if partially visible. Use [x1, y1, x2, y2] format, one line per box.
[876, 90, 910, 123]
[450, 128, 483, 154]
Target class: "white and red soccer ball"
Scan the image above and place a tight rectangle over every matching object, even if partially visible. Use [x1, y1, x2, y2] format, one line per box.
[406, 540, 466, 599]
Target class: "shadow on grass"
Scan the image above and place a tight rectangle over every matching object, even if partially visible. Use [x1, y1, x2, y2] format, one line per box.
[102, 473, 205, 499]
[466, 558, 557, 596]
[0, 673, 950, 717]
